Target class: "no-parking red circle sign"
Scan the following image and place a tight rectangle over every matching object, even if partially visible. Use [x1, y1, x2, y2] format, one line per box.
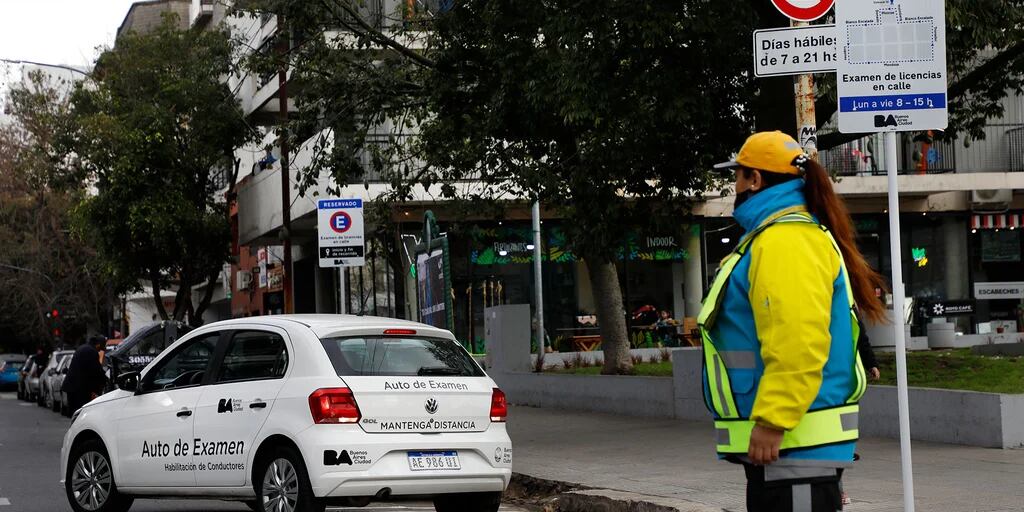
[771, 0, 834, 22]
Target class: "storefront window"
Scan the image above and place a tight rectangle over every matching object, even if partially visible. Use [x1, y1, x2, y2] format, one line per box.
[970, 222, 1024, 334]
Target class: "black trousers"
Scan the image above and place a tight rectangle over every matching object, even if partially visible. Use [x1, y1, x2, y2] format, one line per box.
[66, 391, 91, 416]
[743, 463, 843, 512]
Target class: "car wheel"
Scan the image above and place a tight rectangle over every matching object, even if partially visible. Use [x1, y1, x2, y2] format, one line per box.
[37, 389, 46, 407]
[255, 446, 324, 512]
[433, 492, 502, 512]
[52, 393, 61, 412]
[46, 390, 54, 410]
[65, 439, 134, 512]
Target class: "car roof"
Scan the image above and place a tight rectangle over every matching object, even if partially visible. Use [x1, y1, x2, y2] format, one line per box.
[200, 314, 454, 339]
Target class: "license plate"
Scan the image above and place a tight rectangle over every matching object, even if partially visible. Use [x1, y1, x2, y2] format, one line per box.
[407, 451, 461, 471]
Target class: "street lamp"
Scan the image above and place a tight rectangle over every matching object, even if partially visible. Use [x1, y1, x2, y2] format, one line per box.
[0, 58, 90, 78]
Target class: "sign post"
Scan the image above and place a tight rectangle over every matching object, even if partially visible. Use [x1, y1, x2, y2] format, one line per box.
[837, 1, 948, 510]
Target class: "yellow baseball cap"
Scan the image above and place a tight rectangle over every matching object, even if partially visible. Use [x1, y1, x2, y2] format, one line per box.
[713, 131, 806, 175]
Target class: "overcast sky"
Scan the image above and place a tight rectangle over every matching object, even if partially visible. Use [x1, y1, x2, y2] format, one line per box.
[0, 0, 141, 90]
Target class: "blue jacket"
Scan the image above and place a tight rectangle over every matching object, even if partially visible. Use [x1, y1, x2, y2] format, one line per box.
[705, 179, 858, 463]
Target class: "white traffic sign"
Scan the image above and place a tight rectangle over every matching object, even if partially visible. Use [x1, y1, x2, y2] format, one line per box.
[754, 25, 837, 77]
[836, 0, 948, 133]
[317, 198, 365, 267]
[771, 0, 835, 22]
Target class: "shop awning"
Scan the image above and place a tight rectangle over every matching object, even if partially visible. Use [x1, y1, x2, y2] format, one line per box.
[972, 213, 1023, 230]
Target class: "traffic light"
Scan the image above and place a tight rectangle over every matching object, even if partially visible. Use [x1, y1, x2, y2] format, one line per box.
[47, 308, 63, 344]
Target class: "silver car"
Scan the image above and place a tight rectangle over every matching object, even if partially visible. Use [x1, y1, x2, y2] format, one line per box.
[39, 350, 73, 409]
[48, 355, 72, 413]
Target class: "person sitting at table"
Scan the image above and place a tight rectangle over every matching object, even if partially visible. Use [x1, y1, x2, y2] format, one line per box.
[655, 310, 677, 346]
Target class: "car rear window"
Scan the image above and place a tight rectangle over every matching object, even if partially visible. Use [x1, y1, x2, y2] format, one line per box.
[320, 337, 484, 377]
[5, 361, 23, 370]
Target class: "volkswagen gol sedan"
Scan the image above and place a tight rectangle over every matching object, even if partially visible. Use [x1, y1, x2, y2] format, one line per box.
[61, 315, 511, 512]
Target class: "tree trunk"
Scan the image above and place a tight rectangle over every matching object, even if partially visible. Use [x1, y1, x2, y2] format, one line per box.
[150, 274, 169, 321]
[584, 258, 633, 375]
[191, 269, 221, 327]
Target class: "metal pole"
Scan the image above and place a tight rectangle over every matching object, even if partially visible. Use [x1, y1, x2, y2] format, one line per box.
[531, 201, 545, 367]
[278, 17, 294, 315]
[885, 130, 916, 512]
[792, 20, 818, 159]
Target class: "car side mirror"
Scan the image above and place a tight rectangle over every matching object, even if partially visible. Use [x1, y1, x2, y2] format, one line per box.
[116, 371, 140, 393]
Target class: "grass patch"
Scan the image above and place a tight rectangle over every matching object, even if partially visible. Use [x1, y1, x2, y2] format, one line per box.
[874, 349, 1024, 394]
[548, 360, 673, 377]
[546, 349, 1024, 393]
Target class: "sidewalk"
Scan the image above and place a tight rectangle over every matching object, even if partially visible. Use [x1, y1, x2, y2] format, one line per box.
[507, 405, 1024, 512]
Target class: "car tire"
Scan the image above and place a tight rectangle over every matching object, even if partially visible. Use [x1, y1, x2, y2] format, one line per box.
[46, 390, 55, 410]
[254, 446, 324, 512]
[65, 439, 134, 512]
[36, 389, 46, 407]
[52, 393, 61, 412]
[433, 492, 502, 512]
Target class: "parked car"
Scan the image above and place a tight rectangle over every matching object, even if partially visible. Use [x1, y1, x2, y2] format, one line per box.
[62, 315, 510, 512]
[17, 357, 35, 400]
[105, 321, 191, 389]
[104, 338, 123, 353]
[49, 355, 72, 413]
[40, 350, 73, 408]
[1, 354, 25, 390]
[23, 355, 46, 402]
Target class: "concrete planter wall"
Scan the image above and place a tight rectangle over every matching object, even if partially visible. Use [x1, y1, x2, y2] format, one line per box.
[490, 347, 1024, 448]
[491, 372, 676, 419]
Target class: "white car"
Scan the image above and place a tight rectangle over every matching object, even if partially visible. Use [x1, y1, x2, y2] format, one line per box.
[61, 315, 512, 512]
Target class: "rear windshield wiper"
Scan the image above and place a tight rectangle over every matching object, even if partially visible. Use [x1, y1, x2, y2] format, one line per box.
[417, 366, 463, 376]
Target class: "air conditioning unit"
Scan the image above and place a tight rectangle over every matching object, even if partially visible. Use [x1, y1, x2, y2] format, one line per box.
[192, 0, 214, 26]
[971, 189, 1013, 213]
[236, 270, 252, 290]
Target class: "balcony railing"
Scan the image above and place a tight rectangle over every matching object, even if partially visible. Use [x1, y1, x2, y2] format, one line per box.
[819, 123, 1024, 176]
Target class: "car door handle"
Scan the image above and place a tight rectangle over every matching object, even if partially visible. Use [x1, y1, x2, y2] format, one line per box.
[176, 408, 192, 418]
[249, 401, 267, 409]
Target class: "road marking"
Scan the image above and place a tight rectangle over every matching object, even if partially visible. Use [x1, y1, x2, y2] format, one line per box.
[0, 497, 11, 506]
[19, 403, 33, 407]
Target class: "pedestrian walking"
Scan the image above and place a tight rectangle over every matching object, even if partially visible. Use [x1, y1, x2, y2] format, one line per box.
[61, 335, 108, 416]
[700, 131, 888, 511]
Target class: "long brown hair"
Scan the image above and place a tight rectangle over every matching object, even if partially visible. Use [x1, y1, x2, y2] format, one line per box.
[803, 160, 889, 324]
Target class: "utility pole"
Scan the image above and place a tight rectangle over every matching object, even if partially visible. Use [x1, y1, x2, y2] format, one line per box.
[792, 20, 818, 159]
[277, 16, 294, 314]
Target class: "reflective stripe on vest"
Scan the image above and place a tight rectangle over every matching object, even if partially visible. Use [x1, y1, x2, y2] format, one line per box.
[698, 211, 867, 451]
[714, 404, 860, 454]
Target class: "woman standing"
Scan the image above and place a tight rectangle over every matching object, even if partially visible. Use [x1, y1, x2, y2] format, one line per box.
[699, 131, 887, 511]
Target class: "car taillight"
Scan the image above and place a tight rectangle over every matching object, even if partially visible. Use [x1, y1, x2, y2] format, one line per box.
[490, 388, 507, 422]
[309, 388, 361, 424]
[383, 329, 417, 335]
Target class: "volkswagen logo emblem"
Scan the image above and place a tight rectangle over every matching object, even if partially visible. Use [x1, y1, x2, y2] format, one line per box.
[425, 398, 439, 415]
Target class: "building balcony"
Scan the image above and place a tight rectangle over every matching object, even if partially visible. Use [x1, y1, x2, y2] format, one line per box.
[820, 124, 1024, 176]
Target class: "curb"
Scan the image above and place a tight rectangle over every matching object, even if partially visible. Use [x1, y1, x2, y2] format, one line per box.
[507, 473, 723, 512]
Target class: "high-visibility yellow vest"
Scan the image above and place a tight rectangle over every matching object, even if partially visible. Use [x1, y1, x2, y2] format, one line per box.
[699, 212, 867, 455]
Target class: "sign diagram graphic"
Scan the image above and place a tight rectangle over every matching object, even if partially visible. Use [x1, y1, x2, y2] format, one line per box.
[836, 0, 948, 133]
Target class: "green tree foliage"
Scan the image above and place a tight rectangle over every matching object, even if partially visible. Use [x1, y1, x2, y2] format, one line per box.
[0, 72, 106, 349]
[67, 16, 255, 325]
[238, 0, 1024, 372]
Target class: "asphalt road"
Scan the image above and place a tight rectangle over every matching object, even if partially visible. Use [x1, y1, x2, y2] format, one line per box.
[0, 392, 524, 512]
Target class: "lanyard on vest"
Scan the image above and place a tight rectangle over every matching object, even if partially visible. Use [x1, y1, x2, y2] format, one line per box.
[697, 211, 867, 453]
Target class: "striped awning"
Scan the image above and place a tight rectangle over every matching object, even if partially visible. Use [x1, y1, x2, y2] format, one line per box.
[972, 213, 1023, 230]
